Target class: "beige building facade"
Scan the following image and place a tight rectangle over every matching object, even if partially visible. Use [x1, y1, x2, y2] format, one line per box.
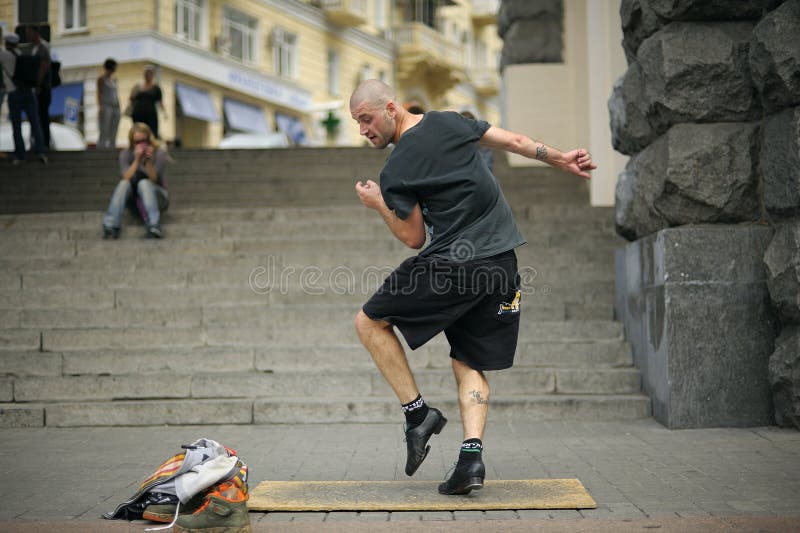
[0, 0, 502, 148]
[503, 0, 628, 206]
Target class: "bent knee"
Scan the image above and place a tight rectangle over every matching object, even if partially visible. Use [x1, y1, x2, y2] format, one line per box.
[354, 309, 371, 333]
[354, 310, 388, 334]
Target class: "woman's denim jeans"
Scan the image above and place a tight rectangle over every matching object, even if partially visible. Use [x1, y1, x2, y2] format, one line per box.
[102, 179, 169, 229]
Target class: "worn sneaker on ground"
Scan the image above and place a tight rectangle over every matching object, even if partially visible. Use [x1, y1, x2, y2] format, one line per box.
[102, 226, 120, 239]
[143, 493, 204, 523]
[146, 225, 163, 239]
[173, 482, 251, 533]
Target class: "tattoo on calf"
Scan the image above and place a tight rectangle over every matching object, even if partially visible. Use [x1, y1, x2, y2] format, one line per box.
[535, 145, 549, 161]
[469, 390, 489, 405]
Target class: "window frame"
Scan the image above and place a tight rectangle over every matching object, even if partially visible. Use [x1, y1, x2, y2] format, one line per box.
[327, 48, 340, 96]
[60, 0, 88, 34]
[175, 0, 208, 46]
[272, 26, 298, 79]
[222, 5, 259, 65]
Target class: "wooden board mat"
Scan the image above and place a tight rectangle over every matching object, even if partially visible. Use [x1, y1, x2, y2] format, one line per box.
[248, 479, 596, 512]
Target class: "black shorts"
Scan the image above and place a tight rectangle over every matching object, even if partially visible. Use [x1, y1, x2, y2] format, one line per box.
[362, 249, 521, 371]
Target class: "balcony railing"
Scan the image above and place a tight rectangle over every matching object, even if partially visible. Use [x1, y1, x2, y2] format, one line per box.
[471, 0, 499, 27]
[469, 66, 499, 96]
[320, 0, 367, 27]
[394, 22, 463, 70]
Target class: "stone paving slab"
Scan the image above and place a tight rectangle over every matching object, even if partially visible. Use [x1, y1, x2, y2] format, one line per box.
[0, 419, 797, 530]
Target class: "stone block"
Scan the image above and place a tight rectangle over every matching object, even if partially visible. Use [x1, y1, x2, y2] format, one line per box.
[616, 226, 776, 428]
[615, 153, 666, 241]
[14, 375, 192, 402]
[253, 398, 398, 424]
[45, 399, 253, 427]
[664, 282, 775, 428]
[0, 404, 44, 428]
[648, 0, 765, 20]
[42, 328, 203, 351]
[0, 330, 40, 351]
[62, 347, 255, 375]
[497, 0, 563, 37]
[609, 63, 659, 155]
[0, 378, 12, 401]
[0, 351, 62, 376]
[749, 0, 800, 113]
[555, 368, 641, 394]
[500, 18, 563, 69]
[761, 107, 800, 215]
[479, 368, 556, 394]
[769, 325, 800, 428]
[638, 22, 759, 128]
[615, 122, 761, 241]
[190, 371, 373, 399]
[620, 0, 665, 63]
[764, 222, 800, 323]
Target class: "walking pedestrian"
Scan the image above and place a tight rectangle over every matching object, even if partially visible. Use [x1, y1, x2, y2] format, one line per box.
[3, 32, 48, 164]
[97, 58, 120, 148]
[129, 65, 165, 138]
[350, 79, 596, 495]
[26, 25, 52, 151]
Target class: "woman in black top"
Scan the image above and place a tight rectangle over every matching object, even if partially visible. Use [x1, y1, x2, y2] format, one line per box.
[129, 65, 166, 138]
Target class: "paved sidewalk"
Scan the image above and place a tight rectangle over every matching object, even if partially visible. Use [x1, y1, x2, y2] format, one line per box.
[0, 419, 798, 532]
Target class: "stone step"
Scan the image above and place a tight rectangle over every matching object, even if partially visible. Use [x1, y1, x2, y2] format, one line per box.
[0, 339, 630, 378]
[0, 187, 590, 211]
[4, 216, 617, 241]
[252, 395, 651, 424]
[12, 394, 651, 427]
[0, 231, 622, 260]
[0, 245, 618, 279]
[32, 319, 623, 351]
[8, 299, 613, 328]
[0, 282, 614, 313]
[8, 264, 614, 294]
[0, 204, 616, 229]
[10, 367, 641, 403]
[204, 320, 623, 347]
[0, 330, 41, 351]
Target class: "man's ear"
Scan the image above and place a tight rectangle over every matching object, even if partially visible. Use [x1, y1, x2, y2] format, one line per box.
[386, 101, 397, 119]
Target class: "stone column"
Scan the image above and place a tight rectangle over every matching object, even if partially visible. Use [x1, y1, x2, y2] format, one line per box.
[611, 0, 800, 428]
[498, 0, 564, 70]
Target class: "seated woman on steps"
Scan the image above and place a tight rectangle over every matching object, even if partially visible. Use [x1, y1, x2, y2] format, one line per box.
[101, 122, 170, 239]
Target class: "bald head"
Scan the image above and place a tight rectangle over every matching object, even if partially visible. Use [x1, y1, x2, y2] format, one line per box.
[350, 79, 396, 112]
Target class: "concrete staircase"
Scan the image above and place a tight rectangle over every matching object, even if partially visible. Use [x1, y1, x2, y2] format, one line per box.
[0, 148, 650, 427]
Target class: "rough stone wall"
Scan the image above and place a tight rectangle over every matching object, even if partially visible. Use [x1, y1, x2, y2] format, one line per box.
[610, 0, 800, 428]
[498, 0, 564, 70]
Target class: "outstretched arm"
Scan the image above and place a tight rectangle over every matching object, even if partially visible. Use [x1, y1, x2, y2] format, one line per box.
[479, 126, 596, 179]
[355, 180, 426, 249]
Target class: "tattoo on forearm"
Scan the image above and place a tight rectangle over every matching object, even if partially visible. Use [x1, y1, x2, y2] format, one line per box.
[469, 390, 489, 405]
[535, 145, 549, 161]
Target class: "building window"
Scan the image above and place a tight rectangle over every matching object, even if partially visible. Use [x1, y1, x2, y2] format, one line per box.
[272, 27, 297, 79]
[62, 0, 87, 31]
[175, 0, 206, 44]
[359, 64, 373, 83]
[405, 0, 437, 29]
[223, 6, 258, 63]
[374, 0, 385, 30]
[327, 49, 340, 96]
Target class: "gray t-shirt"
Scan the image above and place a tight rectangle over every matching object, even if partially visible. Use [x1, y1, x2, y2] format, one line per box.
[119, 147, 168, 187]
[380, 111, 525, 260]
